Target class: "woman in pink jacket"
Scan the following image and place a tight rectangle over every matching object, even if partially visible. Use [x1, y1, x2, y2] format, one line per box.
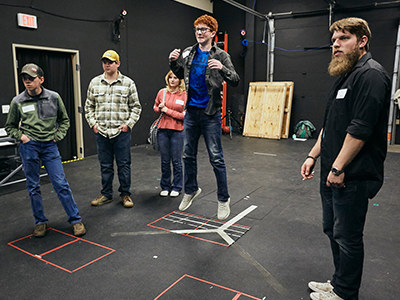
[153, 71, 187, 197]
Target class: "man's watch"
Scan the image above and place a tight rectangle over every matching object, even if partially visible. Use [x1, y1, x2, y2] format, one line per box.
[331, 167, 344, 176]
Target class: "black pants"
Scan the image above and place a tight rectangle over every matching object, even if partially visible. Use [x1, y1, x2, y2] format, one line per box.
[320, 180, 381, 300]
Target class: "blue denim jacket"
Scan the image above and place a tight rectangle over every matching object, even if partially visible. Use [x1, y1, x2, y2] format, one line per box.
[170, 43, 240, 116]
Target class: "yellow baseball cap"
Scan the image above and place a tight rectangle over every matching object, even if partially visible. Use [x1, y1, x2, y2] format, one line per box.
[101, 50, 120, 62]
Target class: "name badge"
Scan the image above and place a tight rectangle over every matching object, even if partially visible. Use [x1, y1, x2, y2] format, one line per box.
[176, 100, 184, 105]
[114, 86, 126, 91]
[22, 104, 35, 113]
[336, 88, 348, 99]
[182, 50, 190, 59]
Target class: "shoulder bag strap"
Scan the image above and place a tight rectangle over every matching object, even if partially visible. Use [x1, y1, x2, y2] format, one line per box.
[155, 88, 167, 127]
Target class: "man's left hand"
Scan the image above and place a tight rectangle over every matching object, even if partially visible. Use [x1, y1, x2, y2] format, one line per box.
[119, 124, 129, 132]
[208, 59, 222, 70]
[326, 171, 346, 188]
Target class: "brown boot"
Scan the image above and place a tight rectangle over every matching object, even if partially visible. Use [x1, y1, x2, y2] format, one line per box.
[122, 195, 134, 208]
[33, 223, 47, 238]
[73, 222, 86, 237]
[91, 195, 113, 206]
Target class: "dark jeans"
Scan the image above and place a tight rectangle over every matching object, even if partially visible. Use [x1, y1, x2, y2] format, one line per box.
[158, 129, 184, 192]
[183, 107, 229, 201]
[95, 131, 131, 198]
[320, 180, 381, 300]
[19, 140, 82, 225]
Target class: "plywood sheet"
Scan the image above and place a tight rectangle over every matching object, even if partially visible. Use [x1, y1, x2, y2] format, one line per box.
[243, 82, 294, 139]
[281, 83, 294, 138]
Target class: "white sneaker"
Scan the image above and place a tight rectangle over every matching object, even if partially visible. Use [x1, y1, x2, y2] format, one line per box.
[217, 198, 230, 220]
[179, 188, 202, 211]
[159, 190, 169, 197]
[310, 290, 344, 300]
[170, 190, 180, 197]
[308, 280, 333, 293]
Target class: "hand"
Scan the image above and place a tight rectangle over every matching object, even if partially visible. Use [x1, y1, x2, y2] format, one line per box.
[93, 124, 98, 133]
[326, 171, 346, 188]
[158, 103, 168, 113]
[169, 49, 181, 62]
[301, 158, 315, 180]
[119, 124, 129, 132]
[21, 134, 30, 143]
[208, 59, 222, 70]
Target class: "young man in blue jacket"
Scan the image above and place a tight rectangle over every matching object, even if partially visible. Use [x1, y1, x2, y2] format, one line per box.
[169, 15, 240, 220]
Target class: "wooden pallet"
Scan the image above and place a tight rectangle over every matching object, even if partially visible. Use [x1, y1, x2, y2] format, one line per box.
[243, 81, 294, 139]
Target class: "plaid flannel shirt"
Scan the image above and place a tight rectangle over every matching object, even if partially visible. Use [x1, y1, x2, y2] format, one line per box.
[85, 72, 141, 139]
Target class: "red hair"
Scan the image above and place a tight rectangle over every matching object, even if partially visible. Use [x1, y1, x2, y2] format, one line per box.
[194, 14, 218, 32]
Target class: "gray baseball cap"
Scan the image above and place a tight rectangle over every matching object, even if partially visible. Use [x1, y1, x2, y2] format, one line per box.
[20, 63, 44, 77]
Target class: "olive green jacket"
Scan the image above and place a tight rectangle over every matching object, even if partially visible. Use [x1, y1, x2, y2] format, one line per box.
[5, 87, 70, 142]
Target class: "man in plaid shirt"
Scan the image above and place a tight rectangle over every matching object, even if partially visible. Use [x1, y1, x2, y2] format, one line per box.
[85, 50, 141, 208]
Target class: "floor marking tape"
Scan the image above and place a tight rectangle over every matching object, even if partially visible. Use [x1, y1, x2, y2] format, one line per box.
[220, 205, 258, 230]
[111, 231, 171, 237]
[171, 205, 257, 245]
[253, 152, 277, 156]
[218, 230, 236, 245]
[112, 206, 257, 245]
[170, 229, 219, 234]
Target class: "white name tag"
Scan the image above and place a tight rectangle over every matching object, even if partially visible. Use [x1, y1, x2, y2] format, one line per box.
[114, 86, 126, 91]
[336, 88, 348, 99]
[22, 104, 35, 113]
[182, 50, 190, 59]
[176, 100, 184, 105]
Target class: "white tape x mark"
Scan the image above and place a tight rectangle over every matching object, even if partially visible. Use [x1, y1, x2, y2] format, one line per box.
[170, 205, 258, 245]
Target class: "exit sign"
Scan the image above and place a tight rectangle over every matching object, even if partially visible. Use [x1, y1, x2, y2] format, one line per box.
[17, 13, 37, 29]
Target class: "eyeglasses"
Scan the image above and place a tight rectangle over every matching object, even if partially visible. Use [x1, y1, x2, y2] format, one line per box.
[194, 27, 211, 34]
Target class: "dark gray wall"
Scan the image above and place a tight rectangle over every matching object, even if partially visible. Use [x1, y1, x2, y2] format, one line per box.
[1, 0, 399, 157]
[0, 0, 204, 156]
[214, 0, 400, 139]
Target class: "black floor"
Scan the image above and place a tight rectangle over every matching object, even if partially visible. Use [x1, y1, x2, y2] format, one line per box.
[1, 135, 399, 300]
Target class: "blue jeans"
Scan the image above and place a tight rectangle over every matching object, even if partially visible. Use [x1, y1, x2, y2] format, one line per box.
[320, 180, 381, 300]
[95, 131, 131, 198]
[158, 129, 184, 192]
[183, 107, 229, 201]
[19, 140, 82, 225]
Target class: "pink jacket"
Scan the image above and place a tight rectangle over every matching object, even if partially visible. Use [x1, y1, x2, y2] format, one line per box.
[153, 89, 187, 131]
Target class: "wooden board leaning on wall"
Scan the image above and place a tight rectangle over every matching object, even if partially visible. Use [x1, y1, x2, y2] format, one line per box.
[243, 82, 294, 139]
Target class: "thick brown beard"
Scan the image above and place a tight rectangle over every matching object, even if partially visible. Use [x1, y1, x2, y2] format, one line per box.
[328, 46, 360, 76]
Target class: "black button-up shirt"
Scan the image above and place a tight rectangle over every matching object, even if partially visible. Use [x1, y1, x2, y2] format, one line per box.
[320, 52, 391, 183]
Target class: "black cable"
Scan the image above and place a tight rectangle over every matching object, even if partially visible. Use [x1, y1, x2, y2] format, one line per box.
[275, 2, 400, 19]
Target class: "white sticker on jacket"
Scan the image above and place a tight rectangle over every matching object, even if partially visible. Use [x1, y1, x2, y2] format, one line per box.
[114, 86, 126, 91]
[182, 50, 190, 58]
[176, 100, 184, 105]
[336, 88, 348, 99]
[22, 104, 35, 113]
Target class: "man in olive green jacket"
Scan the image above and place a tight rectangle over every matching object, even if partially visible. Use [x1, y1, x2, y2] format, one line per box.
[5, 63, 85, 238]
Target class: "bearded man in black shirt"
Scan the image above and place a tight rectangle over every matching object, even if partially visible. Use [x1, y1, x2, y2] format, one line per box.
[301, 18, 391, 300]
